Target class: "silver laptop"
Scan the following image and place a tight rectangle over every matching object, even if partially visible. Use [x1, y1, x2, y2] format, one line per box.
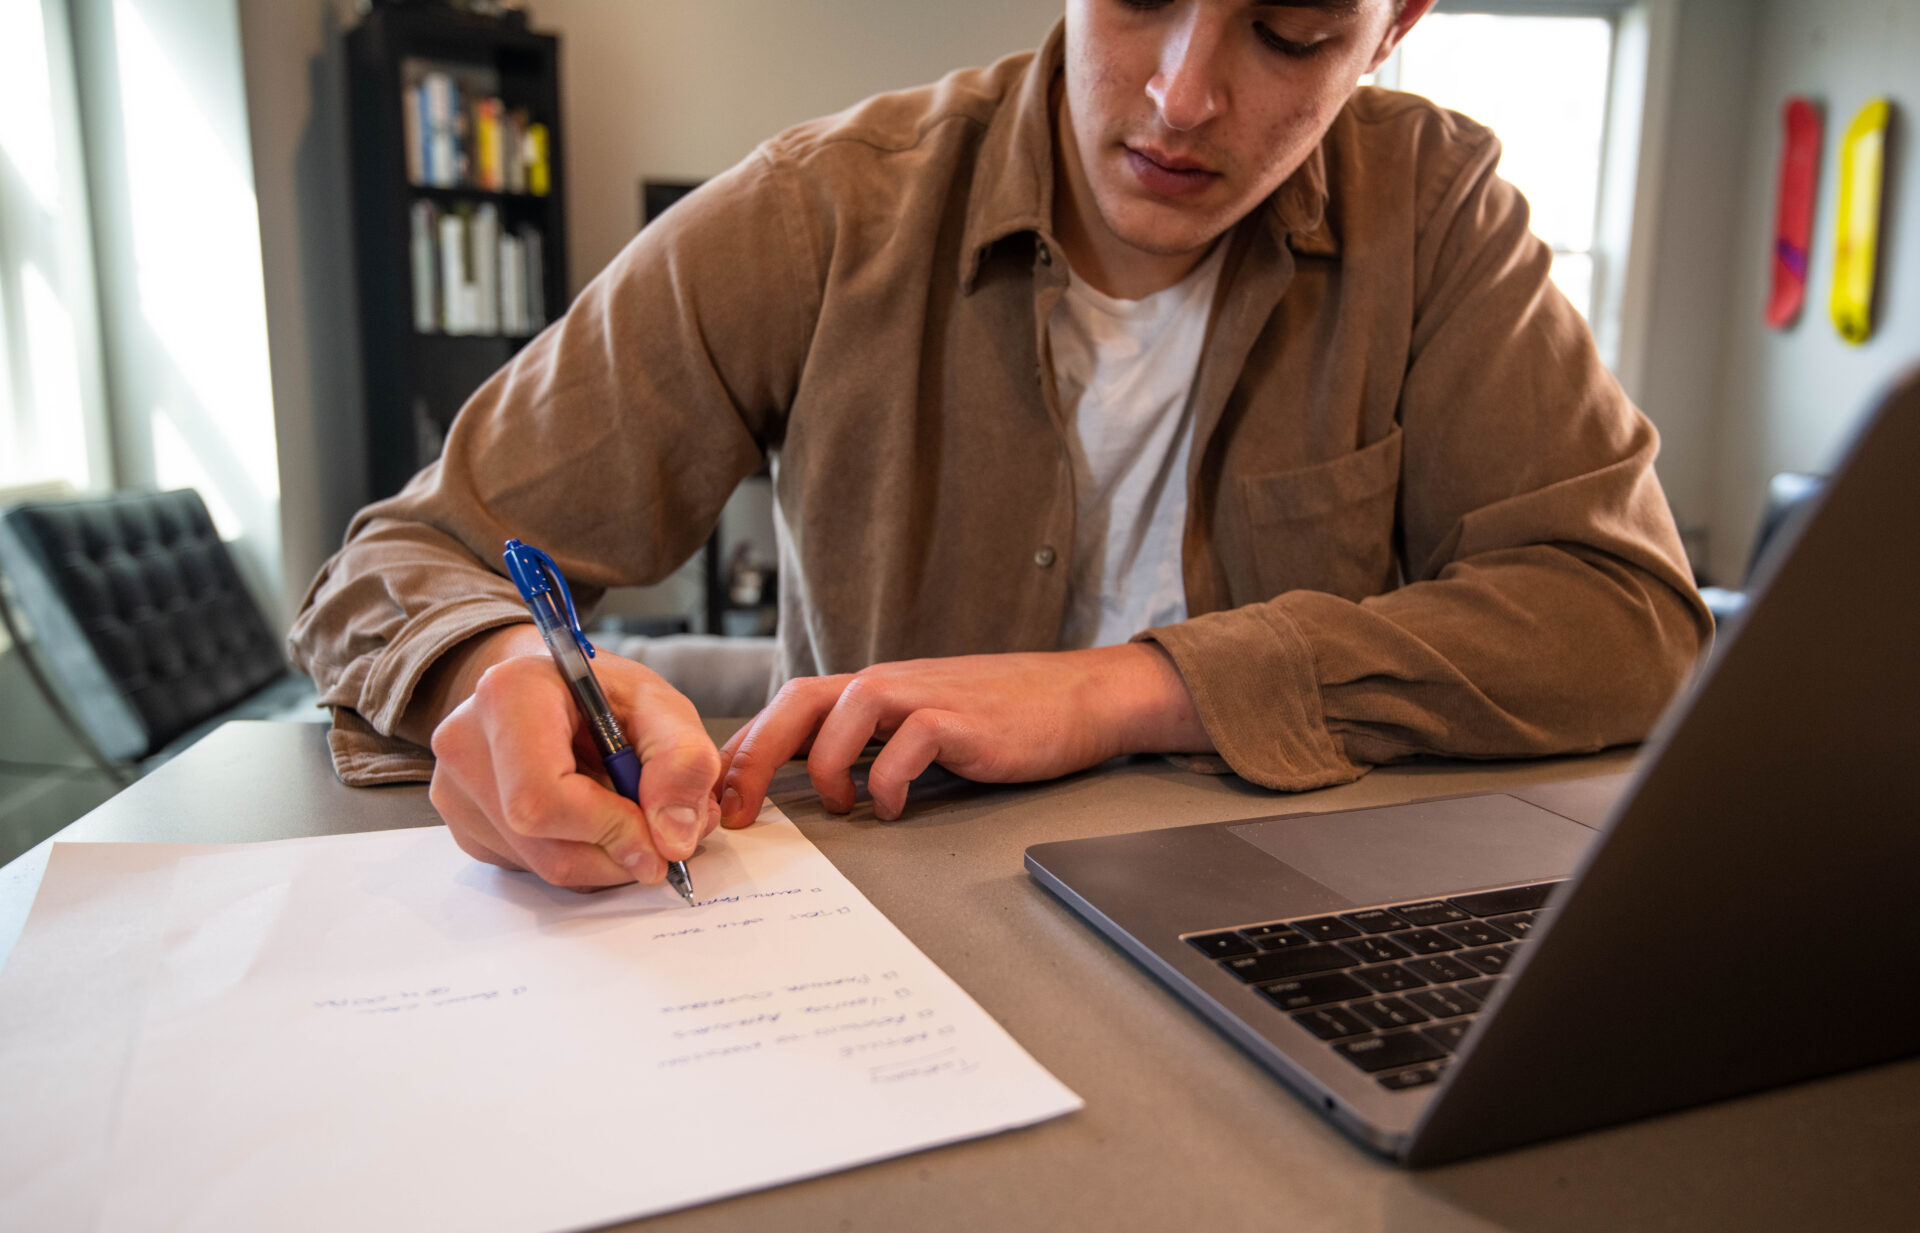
[1026, 367, 1920, 1166]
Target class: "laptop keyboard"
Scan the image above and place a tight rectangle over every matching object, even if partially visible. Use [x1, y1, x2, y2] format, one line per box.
[1183, 880, 1562, 1091]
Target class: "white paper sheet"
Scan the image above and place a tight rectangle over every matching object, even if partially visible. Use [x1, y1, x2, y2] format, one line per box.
[77, 809, 1078, 1232]
[0, 842, 233, 1232]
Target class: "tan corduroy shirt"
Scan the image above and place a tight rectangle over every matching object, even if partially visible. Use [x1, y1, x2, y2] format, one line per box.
[290, 25, 1711, 791]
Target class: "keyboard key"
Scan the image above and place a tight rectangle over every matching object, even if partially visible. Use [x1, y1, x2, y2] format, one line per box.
[1252, 929, 1316, 952]
[1391, 900, 1470, 926]
[1336, 1030, 1447, 1073]
[1488, 911, 1537, 939]
[1257, 972, 1370, 1010]
[1351, 997, 1430, 1030]
[1187, 931, 1256, 959]
[1460, 978, 1503, 1003]
[1438, 919, 1509, 948]
[1448, 882, 1562, 917]
[1378, 1066, 1441, 1090]
[1458, 945, 1516, 975]
[1292, 1005, 1371, 1040]
[1240, 922, 1294, 938]
[1353, 963, 1426, 993]
[1420, 1020, 1473, 1052]
[1404, 955, 1475, 984]
[1291, 915, 1360, 941]
[1407, 987, 1481, 1019]
[1340, 909, 1406, 934]
[1221, 945, 1357, 983]
[1340, 935, 1411, 964]
[1391, 928, 1464, 955]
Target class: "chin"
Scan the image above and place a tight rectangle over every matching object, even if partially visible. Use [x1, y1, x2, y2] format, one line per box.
[1099, 194, 1238, 259]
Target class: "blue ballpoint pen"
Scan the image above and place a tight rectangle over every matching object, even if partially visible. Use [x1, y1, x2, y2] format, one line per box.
[503, 538, 696, 905]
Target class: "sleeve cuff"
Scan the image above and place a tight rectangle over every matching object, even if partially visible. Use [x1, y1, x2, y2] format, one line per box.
[1138, 601, 1362, 791]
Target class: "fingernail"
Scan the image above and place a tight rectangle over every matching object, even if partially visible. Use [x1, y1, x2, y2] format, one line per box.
[656, 804, 702, 855]
[720, 786, 743, 823]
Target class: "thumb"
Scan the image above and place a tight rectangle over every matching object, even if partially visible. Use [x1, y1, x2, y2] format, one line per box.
[634, 724, 723, 863]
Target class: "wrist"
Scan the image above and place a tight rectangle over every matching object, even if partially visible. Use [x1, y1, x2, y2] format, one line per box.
[1080, 641, 1212, 759]
[396, 622, 547, 746]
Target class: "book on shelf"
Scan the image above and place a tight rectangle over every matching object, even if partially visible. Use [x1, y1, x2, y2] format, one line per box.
[411, 198, 546, 338]
[409, 200, 438, 332]
[402, 59, 549, 196]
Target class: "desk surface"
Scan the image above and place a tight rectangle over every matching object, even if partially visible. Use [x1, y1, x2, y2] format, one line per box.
[4, 721, 1917, 1233]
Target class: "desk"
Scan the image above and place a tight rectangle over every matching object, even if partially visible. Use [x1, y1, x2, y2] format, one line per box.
[4, 721, 1917, 1232]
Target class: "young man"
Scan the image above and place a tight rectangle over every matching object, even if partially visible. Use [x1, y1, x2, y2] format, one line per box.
[291, 0, 1710, 890]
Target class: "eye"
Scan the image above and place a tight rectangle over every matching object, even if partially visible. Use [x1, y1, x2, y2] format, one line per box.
[1254, 21, 1330, 59]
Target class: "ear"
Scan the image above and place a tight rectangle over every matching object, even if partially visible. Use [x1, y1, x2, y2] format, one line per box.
[1364, 0, 1438, 74]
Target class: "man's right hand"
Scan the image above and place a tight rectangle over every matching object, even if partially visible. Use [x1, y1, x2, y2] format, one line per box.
[406, 625, 724, 890]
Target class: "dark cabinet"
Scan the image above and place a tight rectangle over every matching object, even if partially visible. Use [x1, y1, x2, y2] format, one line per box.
[346, 6, 568, 499]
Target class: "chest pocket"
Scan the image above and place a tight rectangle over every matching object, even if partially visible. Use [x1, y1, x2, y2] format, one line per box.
[1239, 425, 1402, 602]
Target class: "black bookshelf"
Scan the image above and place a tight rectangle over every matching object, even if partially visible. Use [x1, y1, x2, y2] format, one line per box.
[346, 5, 568, 500]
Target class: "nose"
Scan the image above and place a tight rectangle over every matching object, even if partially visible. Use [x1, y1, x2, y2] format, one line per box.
[1145, 7, 1226, 131]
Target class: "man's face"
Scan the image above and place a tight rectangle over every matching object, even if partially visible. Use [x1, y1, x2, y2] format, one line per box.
[1060, 0, 1416, 264]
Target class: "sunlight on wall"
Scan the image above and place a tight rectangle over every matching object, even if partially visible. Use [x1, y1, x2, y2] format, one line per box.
[111, 0, 278, 517]
[0, 278, 13, 474]
[21, 262, 88, 486]
[151, 401, 242, 537]
[0, 0, 60, 213]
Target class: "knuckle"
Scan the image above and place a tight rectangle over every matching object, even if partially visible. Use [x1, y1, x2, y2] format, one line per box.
[528, 849, 589, 888]
[498, 785, 565, 839]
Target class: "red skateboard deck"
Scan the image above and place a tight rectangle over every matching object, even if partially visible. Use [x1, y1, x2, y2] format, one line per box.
[1765, 96, 1821, 330]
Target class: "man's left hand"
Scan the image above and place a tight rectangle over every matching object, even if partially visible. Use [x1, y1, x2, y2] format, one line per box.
[715, 642, 1212, 826]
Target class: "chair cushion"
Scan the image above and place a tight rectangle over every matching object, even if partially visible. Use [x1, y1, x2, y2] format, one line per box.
[1, 490, 289, 757]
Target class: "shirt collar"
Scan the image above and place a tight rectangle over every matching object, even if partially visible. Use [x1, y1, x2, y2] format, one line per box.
[959, 20, 1339, 293]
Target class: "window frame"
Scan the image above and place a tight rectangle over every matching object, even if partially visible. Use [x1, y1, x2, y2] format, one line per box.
[1374, 0, 1668, 380]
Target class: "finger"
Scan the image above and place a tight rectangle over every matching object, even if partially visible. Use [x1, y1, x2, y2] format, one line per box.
[806, 675, 903, 813]
[473, 668, 659, 877]
[433, 780, 527, 872]
[865, 708, 972, 821]
[618, 682, 721, 863]
[721, 677, 849, 825]
[432, 755, 640, 886]
[428, 698, 531, 873]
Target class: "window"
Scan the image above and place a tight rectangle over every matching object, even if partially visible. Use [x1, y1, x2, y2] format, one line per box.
[1372, 2, 1647, 368]
[0, 0, 111, 498]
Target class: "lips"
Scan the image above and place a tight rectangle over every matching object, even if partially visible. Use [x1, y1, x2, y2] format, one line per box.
[1123, 145, 1221, 198]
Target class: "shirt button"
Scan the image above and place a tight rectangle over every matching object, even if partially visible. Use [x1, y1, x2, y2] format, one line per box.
[1034, 545, 1056, 568]
[1036, 241, 1052, 266]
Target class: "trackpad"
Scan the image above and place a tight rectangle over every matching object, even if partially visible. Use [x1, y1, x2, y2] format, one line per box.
[1226, 794, 1600, 907]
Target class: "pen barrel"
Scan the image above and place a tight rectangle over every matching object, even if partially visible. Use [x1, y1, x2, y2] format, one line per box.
[527, 591, 629, 759]
[603, 746, 643, 804]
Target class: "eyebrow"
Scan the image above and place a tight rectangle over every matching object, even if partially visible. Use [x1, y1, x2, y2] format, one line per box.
[1255, 1, 1362, 14]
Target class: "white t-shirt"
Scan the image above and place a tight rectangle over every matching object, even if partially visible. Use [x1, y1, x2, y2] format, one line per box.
[1050, 243, 1226, 650]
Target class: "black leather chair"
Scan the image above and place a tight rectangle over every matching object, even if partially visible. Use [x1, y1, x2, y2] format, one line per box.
[0, 489, 317, 783]
[1699, 471, 1827, 624]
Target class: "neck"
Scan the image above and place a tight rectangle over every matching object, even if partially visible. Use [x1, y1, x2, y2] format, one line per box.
[1050, 85, 1208, 300]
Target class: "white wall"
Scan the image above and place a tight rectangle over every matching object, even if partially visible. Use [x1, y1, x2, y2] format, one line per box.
[1706, 0, 1920, 584]
[1623, 0, 1759, 572]
[236, 0, 362, 620]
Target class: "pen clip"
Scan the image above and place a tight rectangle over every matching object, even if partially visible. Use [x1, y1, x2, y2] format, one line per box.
[502, 538, 596, 658]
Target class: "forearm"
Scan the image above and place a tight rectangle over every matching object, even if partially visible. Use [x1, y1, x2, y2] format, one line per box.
[1147, 543, 1710, 790]
[393, 623, 546, 748]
